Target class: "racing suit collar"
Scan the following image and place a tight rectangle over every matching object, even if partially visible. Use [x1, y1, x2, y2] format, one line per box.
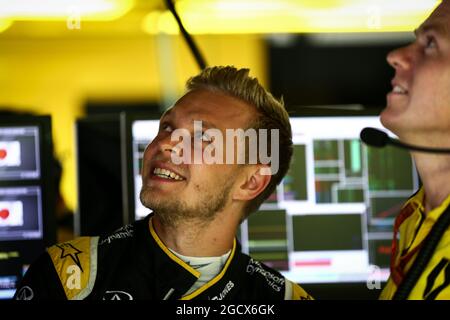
[137, 215, 199, 299]
[146, 215, 238, 299]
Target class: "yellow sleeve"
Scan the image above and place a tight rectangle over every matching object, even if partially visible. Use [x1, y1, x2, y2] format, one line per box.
[285, 279, 314, 300]
[379, 278, 396, 300]
[47, 236, 99, 300]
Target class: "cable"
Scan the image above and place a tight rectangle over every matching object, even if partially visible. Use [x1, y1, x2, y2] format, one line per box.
[164, 0, 208, 70]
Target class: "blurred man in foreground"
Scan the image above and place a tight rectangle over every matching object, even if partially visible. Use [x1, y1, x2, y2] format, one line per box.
[379, 1, 450, 299]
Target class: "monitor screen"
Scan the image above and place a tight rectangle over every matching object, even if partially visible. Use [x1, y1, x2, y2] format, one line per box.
[125, 113, 418, 287]
[240, 116, 418, 285]
[268, 34, 410, 108]
[0, 126, 41, 180]
[131, 120, 160, 220]
[0, 186, 43, 241]
[76, 112, 161, 236]
[75, 114, 126, 236]
[123, 115, 160, 222]
[0, 116, 55, 299]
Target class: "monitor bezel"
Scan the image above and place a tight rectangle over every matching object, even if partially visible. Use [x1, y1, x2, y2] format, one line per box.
[120, 111, 162, 225]
[0, 114, 56, 246]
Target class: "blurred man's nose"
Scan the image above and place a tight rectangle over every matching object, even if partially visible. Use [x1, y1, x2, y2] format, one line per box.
[387, 44, 413, 71]
[156, 133, 183, 159]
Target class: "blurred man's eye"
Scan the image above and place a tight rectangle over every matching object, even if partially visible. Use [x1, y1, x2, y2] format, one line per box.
[202, 132, 213, 142]
[194, 131, 212, 142]
[194, 132, 213, 143]
[424, 35, 437, 52]
[160, 123, 173, 132]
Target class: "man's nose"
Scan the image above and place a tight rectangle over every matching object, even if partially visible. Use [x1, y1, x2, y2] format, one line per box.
[386, 44, 413, 71]
[157, 134, 183, 157]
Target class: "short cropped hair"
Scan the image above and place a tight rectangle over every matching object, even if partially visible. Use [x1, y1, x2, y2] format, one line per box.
[186, 66, 293, 219]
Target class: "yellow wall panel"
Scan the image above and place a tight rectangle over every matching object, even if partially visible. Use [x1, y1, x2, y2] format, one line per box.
[0, 33, 266, 215]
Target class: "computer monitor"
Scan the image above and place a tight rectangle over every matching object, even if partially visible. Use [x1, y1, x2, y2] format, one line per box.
[0, 115, 56, 299]
[268, 34, 409, 108]
[76, 111, 162, 237]
[75, 114, 125, 236]
[123, 110, 418, 297]
[121, 113, 161, 222]
[239, 113, 418, 298]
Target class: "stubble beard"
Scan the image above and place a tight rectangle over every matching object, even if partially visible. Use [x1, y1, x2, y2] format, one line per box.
[140, 178, 234, 229]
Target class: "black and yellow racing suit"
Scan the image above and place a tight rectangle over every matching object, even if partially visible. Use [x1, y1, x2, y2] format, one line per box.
[14, 214, 312, 300]
[380, 188, 450, 299]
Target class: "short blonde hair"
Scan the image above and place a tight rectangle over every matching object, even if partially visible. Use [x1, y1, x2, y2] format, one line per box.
[186, 66, 293, 219]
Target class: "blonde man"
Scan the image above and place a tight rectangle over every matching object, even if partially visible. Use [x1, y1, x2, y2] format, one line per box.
[380, 1, 450, 300]
[15, 66, 312, 300]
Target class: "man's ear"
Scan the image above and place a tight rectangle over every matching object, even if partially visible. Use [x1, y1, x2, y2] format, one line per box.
[233, 165, 271, 201]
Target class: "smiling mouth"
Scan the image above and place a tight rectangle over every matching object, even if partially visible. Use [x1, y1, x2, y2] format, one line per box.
[392, 85, 408, 95]
[152, 167, 185, 181]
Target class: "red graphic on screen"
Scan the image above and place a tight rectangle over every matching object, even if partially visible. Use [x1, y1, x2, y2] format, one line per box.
[377, 245, 392, 255]
[295, 259, 332, 267]
[0, 149, 7, 159]
[0, 209, 10, 220]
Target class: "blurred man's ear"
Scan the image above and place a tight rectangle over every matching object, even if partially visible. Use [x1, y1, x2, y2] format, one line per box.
[233, 165, 271, 201]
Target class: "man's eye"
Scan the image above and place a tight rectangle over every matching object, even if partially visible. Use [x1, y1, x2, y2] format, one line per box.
[194, 131, 212, 142]
[425, 36, 437, 50]
[202, 133, 213, 142]
[160, 124, 173, 132]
